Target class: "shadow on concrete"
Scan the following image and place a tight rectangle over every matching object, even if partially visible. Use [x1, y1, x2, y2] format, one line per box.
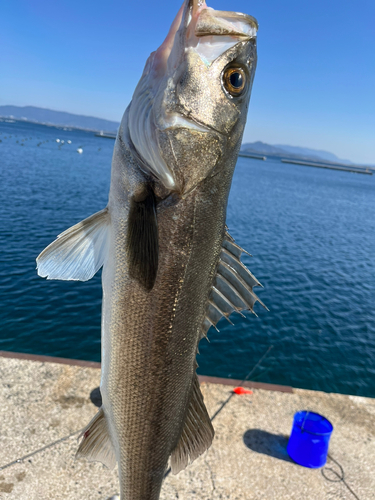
[90, 387, 102, 407]
[243, 429, 292, 463]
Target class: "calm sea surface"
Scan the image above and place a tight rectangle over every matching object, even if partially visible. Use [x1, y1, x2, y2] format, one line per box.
[1, 120, 374, 397]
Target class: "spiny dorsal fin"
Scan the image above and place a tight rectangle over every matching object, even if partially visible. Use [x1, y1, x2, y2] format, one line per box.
[201, 230, 267, 337]
[76, 406, 116, 470]
[126, 186, 158, 291]
[170, 374, 214, 474]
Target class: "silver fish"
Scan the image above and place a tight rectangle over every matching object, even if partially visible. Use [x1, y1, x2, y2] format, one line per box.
[36, 0, 262, 498]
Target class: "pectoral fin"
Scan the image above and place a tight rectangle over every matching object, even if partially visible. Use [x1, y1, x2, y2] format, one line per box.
[127, 187, 158, 291]
[170, 374, 214, 474]
[36, 208, 110, 281]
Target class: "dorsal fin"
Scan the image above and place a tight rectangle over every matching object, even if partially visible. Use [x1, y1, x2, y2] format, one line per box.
[201, 230, 267, 337]
[170, 374, 214, 474]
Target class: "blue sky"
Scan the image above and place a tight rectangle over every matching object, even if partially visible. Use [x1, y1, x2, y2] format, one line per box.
[1, 0, 374, 163]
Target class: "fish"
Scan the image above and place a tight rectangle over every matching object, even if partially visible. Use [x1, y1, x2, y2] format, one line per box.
[36, 0, 262, 498]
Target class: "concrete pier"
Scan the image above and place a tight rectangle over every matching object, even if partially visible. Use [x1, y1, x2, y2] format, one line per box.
[0, 353, 374, 499]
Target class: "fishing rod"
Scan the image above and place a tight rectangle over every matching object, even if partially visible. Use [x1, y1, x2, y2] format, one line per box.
[210, 344, 274, 422]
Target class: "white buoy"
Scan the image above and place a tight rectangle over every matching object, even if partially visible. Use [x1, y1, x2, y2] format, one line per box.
[56, 139, 60, 143]
[61, 140, 65, 144]
[67, 140, 71, 144]
[77, 148, 83, 154]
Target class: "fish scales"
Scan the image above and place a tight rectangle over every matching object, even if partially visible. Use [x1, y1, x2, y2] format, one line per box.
[36, 0, 261, 498]
[102, 123, 233, 497]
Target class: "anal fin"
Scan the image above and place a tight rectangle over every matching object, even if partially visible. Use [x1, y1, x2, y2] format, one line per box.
[76, 406, 116, 470]
[170, 374, 214, 474]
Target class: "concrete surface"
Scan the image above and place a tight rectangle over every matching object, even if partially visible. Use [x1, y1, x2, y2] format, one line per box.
[0, 355, 374, 499]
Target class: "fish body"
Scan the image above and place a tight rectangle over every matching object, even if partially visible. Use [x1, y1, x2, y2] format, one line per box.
[37, 1, 261, 498]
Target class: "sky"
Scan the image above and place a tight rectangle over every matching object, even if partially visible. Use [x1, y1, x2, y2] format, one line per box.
[1, 0, 374, 164]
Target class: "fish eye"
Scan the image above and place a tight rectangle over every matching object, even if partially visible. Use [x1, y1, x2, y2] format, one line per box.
[222, 67, 247, 97]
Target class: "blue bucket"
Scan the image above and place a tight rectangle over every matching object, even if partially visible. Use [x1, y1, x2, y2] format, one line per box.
[287, 411, 333, 468]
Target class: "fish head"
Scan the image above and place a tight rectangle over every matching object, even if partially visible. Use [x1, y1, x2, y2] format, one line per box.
[128, 0, 258, 195]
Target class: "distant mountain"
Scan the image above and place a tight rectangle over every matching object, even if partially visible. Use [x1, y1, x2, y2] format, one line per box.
[241, 141, 352, 165]
[0, 105, 120, 132]
[241, 141, 290, 157]
[0, 106, 364, 166]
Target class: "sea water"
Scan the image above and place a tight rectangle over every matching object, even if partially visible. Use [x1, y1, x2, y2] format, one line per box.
[1, 120, 374, 397]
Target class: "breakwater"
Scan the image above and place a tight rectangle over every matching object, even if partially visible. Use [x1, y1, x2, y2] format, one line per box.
[281, 158, 372, 175]
[238, 152, 266, 160]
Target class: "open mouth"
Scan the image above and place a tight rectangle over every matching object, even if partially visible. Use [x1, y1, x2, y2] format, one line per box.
[154, 0, 258, 74]
[194, 8, 258, 38]
[185, 1, 258, 65]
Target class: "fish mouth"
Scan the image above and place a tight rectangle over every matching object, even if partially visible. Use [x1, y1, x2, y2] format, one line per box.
[179, 0, 258, 66]
[195, 9, 258, 39]
[184, 0, 258, 39]
[155, 0, 258, 73]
